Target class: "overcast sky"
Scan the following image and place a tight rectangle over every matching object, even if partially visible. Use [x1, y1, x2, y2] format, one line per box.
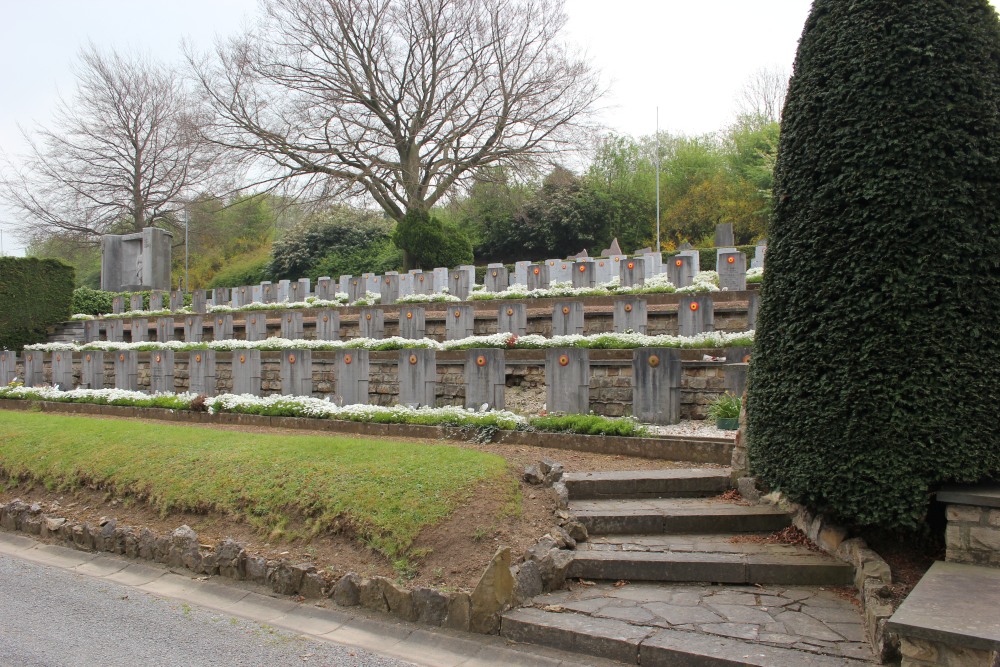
[1, 1, 996, 255]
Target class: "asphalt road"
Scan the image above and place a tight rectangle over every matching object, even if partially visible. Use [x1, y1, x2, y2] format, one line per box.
[0, 553, 416, 667]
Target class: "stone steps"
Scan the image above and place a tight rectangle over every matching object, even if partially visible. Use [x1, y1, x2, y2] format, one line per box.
[48, 321, 85, 343]
[570, 498, 791, 535]
[563, 468, 731, 499]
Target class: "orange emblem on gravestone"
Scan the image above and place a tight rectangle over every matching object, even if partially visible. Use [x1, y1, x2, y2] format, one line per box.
[558, 354, 570, 367]
[624, 303, 633, 313]
[727, 256, 735, 264]
[155, 354, 161, 363]
[454, 310, 461, 318]
[578, 265, 586, 272]
[56, 354, 61, 362]
[562, 306, 570, 315]
[533, 268, 540, 275]
[366, 313, 372, 321]
[406, 311, 413, 319]
[676, 259, 683, 266]
[288, 354, 296, 364]
[85, 354, 92, 362]
[409, 354, 418, 365]
[195, 354, 202, 363]
[690, 302, 699, 312]
[506, 308, 514, 316]
[627, 261, 635, 270]
[118, 354, 124, 362]
[491, 270, 498, 277]
[322, 315, 329, 322]
[344, 354, 352, 365]
[649, 355, 660, 368]
[476, 355, 487, 367]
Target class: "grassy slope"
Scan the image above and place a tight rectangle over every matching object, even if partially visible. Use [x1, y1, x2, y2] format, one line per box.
[0, 411, 510, 560]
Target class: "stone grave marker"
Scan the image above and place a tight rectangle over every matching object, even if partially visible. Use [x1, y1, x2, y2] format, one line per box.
[399, 306, 426, 340]
[338, 275, 351, 295]
[620, 258, 645, 287]
[346, 275, 365, 302]
[334, 349, 369, 405]
[130, 293, 144, 311]
[291, 278, 310, 302]
[484, 264, 508, 292]
[281, 349, 312, 396]
[113, 351, 138, 391]
[316, 310, 340, 341]
[678, 295, 715, 336]
[751, 238, 768, 269]
[315, 277, 333, 301]
[112, 295, 125, 314]
[212, 287, 230, 308]
[594, 256, 621, 285]
[547, 259, 572, 284]
[448, 267, 472, 301]
[359, 308, 385, 339]
[21, 351, 43, 387]
[184, 315, 203, 343]
[277, 279, 291, 302]
[725, 363, 748, 397]
[261, 281, 276, 304]
[445, 305, 475, 340]
[433, 267, 449, 294]
[679, 248, 701, 273]
[747, 292, 760, 330]
[149, 291, 165, 311]
[214, 314, 233, 341]
[189, 350, 217, 396]
[398, 272, 414, 298]
[641, 252, 663, 278]
[497, 303, 527, 336]
[717, 249, 746, 291]
[632, 348, 681, 424]
[0, 351, 15, 385]
[514, 261, 531, 287]
[667, 254, 696, 288]
[80, 351, 103, 389]
[381, 272, 400, 305]
[106, 319, 124, 342]
[545, 348, 589, 414]
[51, 350, 74, 390]
[614, 298, 648, 334]
[250, 285, 262, 303]
[398, 348, 436, 407]
[412, 270, 434, 295]
[465, 348, 505, 410]
[281, 311, 304, 340]
[552, 301, 584, 336]
[715, 222, 735, 247]
[572, 260, 596, 289]
[232, 349, 262, 396]
[83, 320, 101, 343]
[130, 318, 148, 343]
[363, 272, 380, 296]
[245, 313, 267, 341]
[527, 263, 550, 291]
[191, 290, 207, 314]
[170, 290, 184, 311]
[150, 349, 174, 394]
[156, 317, 174, 342]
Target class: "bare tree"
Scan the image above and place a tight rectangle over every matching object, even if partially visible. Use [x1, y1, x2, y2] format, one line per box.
[1, 45, 214, 241]
[735, 66, 790, 124]
[188, 0, 603, 221]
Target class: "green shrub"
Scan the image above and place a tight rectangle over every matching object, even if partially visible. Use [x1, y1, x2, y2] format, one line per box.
[207, 249, 272, 288]
[393, 209, 474, 270]
[746, 0, 1000, 530]
[707, 393, 741, 420]
[312, 236, 403, 280]
[529, 414, 649, 437]
[270, 206, 392, 279]
[71, 287, 116, 315]
[0, 257, 74, 350]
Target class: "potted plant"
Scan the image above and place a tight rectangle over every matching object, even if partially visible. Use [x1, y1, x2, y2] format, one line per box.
[707, 392, 741, 430]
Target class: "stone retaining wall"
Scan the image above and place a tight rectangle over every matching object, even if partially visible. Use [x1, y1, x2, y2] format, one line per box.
[944, 504, 1000, 567]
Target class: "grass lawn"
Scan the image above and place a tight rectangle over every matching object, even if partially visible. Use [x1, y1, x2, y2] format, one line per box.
[0, 411, 512, 562]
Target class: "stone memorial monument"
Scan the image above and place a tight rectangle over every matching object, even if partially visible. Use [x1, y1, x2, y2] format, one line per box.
[101, 227, 173, 292]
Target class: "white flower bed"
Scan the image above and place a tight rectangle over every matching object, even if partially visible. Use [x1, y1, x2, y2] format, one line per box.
[395, 292, 461, 304]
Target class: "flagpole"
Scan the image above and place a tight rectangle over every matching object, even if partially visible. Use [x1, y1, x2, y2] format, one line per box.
[655, 107, 661, 251]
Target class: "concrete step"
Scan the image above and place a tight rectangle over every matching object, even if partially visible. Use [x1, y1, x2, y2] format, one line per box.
[501, 606, 872, 666]
[570, 498, 791, 535]
[563, 468, 731, 500]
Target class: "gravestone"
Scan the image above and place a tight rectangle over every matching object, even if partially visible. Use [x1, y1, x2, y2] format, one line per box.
[290, 278, 309, 302]
[545, 348, 589, 414]
[334, 349, 369, 405]
[465, 348, 505, 410]
[345, 276, 365, 302]
[191, 290, 207, 314]
[149, 291, 165, 311]
[497, 303, 527, 336]
[432, 267, 449, 294]
[0, 351, 15, 385]
[156, 317, 174, 342]
[245, 313, 267, 341]
[359, 308, 385, 339]
[130, 294, 144, 312]
[21, 351, 43, 387]
[112, 295, 125, 314]
[188, 350, 216, 396]
[717, 249, 746, 291]
[362, 272, 380, 295]
[613, 298, 648, 334]
[412, 270, 434, 295]
[547, 259, 572, 284]
[594, 257, 620, 285]
[679, 249, 701, 273]
[600, 238, 623, 257]
[725, 363, 749, 397]
[80, 351, 104, 389]
[169, 290, 184, 311]
[398, 272, 413, 298]
[338, 275, 351, 295]
[572, 261, 596, 289]
[715, 222, 735, 247]
[130, 318, 148, 343]
[667, 254, 696, 288]
[113, 351, 138, 391]
[552, 301, 584, 336]
[212, 287, 230, 308]
[231, 349, 262, 396]
[751, 238, 768, 269]
[213, 314, 233, 341]
[315, 310, 340, 341]
[315, 277, 333, 301]
[100, 227, 173, 292]
[280, 349, 312, 396]
[150, 349, 174, 394]
[514, 261, 531, 287]
[445, 305, 475, 340]
[527, 263, 550, 291]
[184, 315, 203, 343]
[277, 279, 291, 302]
[398, 348, 437, 407]
[381, 272, 400, 305]
[632, 348, 682, 424]
[260, 281, 276, 304]
[105, 319, 124, 343]
[747, 292, 760, 330]
[51, 350, 74, 390]
[641, 252, 663, 278]
[448, 267, 473, 301]
[281, 311, 304, 340]
[620, 258, 645, 287]
[484, 264, 508, 292]
[726, 346, 753, 365]
[398, 306, 426, 340]
[677, 295, 715, 336]
[83, 319, 101, 343]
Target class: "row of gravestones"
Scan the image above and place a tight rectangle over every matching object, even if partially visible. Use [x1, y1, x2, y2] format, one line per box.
[89, 295, 750, 345]
[0, 347, 706, 425]
[108, 246, 765, 315]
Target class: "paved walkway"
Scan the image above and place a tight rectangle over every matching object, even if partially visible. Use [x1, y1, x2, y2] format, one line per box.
[0, 531, 622, 667]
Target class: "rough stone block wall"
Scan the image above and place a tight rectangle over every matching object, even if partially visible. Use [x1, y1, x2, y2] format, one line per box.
[900, 636, 996, 667]
[945, 504, 1000, 567]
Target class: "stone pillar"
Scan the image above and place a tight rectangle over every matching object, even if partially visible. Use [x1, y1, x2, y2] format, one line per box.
[446, 305, 475, 340]
[484, 264, 509, 292]
[632, 348, 681, 425]
[527, 263, 550, 291]
[380, 272, 400, 305]
[261, 281, 276, 304]
[316, 310, 340, 341]
[51, 350, 74, 389]
[315, 277, 333, 301]
[280, 349, 312, 396]
[189, 350, 217, 396]
[514, 261, 531, 287]
[184, 315, 203, 343]
[399, 306, 427, 340]
[465, 348, 505, 410]
[150, 350, 175, 394]
[572, 261, 596, 289]
[552, 302, 584, 336]
[191, 290, 207, 314]
[0, 351, 16, 385]
[83, 320, 101, 343]
[245, 313, 267, 342]
[106, 319, 124, 343]
[620, 258, 645, 287]
[346, 276, 365, 302]
[232, 349, 262, 396]
[667, 254, 696, 288]
[398, 348, 437, 407]
[22, 351, 43, 387]
[156, 317, 174, 342]
[497, 303, 527, 336]
[130, 318, 148, 343]
[80, 351, 104, 389]
[448, 268, 472, 300]
[747, 292, 760, 330]
[129, 293, 144, 311]
[717, 249, 747, 291]
[213, 314, 233, 341]
[715, 222, 735, 247]
[678, 296, 715, 336]
[169, 290, 184, 311]
[113, 351, 138, 391]
[359, 308, 385, 339]
[112, 295, 125, 314]
[149, 291, 165, 311]
[212, 287, 230, 307]
[545, 348, 589, 414]
[412, 270, 434, 295]
[277, 279, 291, 302]
[335, 349, 369, 405]
[281, 311, 304, 340]
[614, 298, 648, 334]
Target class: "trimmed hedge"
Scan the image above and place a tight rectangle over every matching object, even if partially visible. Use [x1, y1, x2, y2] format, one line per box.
[746, 0, 1000, 530]
[0, 257, 75, 351]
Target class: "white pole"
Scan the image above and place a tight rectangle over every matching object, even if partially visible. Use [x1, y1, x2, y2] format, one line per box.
[655, 107, 661, 251]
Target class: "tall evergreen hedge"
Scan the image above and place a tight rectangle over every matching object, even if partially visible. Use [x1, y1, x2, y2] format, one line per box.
[0, 257, 75, 351]
[746, 1, 1000, 529]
